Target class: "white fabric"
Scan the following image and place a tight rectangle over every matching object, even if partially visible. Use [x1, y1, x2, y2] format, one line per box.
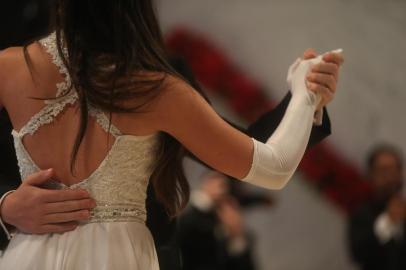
[190, 190, 214, 212]
[0, 222, 159, 270]
[0, 190, 15, 240]
[313, 108, 323, 126]
[241, 49, 342, 190]
[374, 212, 404, 244]
[0, 33, 160, 270]
[226, 235, 248, 256]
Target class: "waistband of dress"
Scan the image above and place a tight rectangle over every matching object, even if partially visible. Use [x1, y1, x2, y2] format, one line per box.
[84, 203, 146, 224]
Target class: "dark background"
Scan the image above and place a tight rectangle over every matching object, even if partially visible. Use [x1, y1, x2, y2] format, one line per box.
[0, 0, 51, 49]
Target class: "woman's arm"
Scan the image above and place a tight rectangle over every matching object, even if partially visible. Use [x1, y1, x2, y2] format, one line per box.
[0, 48, 22, 110]
[0, 50, 7, 109]
[246, 92, 331, 149]
[173, 52, 333, 167]
[154, 51, 343, 190]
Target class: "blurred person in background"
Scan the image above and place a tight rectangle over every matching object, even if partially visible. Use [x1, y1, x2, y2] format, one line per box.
[177, 171, 256, 270]
[348, 145, 406, 270]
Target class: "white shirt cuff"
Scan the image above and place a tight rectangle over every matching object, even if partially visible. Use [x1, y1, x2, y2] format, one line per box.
[227, 235, 248, 255]
[0, 190, 16, 240]
[374, 212, 404, 244]
[313, 108, 323, 126]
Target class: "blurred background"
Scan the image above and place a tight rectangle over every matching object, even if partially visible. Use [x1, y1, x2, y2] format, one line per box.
[1, 0, 405, 270]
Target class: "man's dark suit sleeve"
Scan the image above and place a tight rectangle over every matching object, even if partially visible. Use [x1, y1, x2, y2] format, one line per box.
[0, 110, 21, 191]
[245, 92, 331, 148]
[0, 109, 21, 249]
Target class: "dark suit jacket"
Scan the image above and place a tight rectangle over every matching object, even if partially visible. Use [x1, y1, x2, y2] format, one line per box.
[348, 199, 406, 270]
[177, 204, 256, 270]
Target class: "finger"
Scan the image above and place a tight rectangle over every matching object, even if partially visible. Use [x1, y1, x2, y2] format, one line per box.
[311, 62, 339, 80]
[308, 82, 334, 101]
[303, 48, 317, 60]
[24, 169, 55, 186]
[306, 73, 336, 92]
[39, 222, 78, 234]
[322, 52, 344, 66]
[43, 210, 91, 224]
[42, 189, 91, 203]
[45, 199, 96, 214]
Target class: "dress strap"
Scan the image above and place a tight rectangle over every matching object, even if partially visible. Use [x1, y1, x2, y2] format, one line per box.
[38, 32, 123, 138]
[38, 32, 71, 98]
[89, 106, 123, 138]
[15, 91, 78, 138]
[15, 32, 122, 139]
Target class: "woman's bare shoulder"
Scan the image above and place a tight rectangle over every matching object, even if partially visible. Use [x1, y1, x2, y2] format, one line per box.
[131, 71, 197, 112]
[155, 73, 200, 108]
[0, 47, 26, 96]
[0, 47, 24, 75]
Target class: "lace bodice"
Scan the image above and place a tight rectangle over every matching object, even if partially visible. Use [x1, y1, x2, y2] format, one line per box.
[11, 32, 160, 224]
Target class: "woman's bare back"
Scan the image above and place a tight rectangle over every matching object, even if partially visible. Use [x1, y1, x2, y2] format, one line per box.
[0, 41, 160, 186]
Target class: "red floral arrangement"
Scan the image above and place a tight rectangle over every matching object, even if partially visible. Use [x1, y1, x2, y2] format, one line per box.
[166, 28, 371, 214]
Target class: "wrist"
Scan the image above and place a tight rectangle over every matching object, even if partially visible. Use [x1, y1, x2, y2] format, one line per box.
[313, 107, 324, 125]
[0, 191, 16, 225]
[227, 232, 248, 255]
[0, 190, 16, 240]
[289, 89, 319, 111]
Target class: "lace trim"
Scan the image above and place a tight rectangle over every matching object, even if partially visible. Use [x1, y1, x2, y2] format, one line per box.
[17, 32, 123, 138]
[89, 106, 122, 138]
[38, 32, 71, 98]
[17, 91, 78, 137]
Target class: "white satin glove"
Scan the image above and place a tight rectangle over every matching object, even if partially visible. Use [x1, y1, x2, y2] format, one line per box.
[241, 49, 341, 190]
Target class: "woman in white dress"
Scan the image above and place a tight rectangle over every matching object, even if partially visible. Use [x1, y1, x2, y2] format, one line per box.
[0, 0, 343, 269]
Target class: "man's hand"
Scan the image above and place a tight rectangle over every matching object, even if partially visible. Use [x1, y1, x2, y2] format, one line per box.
[216, 197, 245, 238]
[0, 169, 95, 234]
[303, 48, 344, 111]
[386, 194, 405, 224]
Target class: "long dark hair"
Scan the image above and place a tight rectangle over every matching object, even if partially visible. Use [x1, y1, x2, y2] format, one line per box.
[27, 0, 190, 218]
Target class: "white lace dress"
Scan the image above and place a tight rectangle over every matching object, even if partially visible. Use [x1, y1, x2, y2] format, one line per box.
[0, 33, 161, 270]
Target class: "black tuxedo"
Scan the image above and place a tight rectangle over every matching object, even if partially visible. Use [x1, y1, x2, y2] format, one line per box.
[177, 203, 256, 270]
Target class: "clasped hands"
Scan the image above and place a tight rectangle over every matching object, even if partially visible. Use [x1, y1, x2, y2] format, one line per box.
[289, 48, 344, 111]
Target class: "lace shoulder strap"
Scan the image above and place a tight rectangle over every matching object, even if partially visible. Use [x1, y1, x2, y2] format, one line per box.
[13, 33, 76, 138]
[15, 91, 78, 137]
[38, 32, 71, 98]
[14, 32, 123, 139]
[89, 106, 123, 138]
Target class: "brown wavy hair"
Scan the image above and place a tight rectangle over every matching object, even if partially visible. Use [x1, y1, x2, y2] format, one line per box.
[35, 0, 189, 218]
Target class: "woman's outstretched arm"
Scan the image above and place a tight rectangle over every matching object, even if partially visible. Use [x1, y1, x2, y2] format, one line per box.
[153, 51, 343, 190]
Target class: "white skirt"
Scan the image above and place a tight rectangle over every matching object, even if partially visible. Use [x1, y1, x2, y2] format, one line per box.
[0, 222, 160, 270]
